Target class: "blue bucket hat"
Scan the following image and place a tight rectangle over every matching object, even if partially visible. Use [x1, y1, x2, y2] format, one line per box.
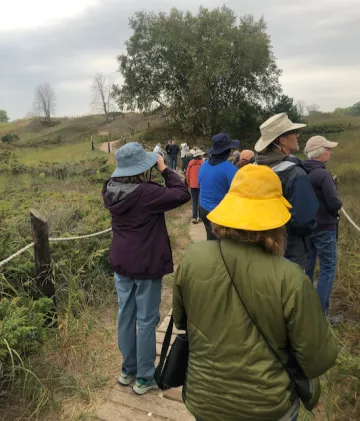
[208, 133, 240, 156]
[111, 142, 158, 177]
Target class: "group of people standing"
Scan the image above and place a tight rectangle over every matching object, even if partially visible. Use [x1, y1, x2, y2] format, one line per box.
[102, 111, 341, 421]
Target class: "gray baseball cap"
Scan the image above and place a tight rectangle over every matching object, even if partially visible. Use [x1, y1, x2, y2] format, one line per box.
[111, 142, 158, 177]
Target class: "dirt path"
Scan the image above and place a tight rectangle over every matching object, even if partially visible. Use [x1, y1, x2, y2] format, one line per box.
[98, 140, 119, 154]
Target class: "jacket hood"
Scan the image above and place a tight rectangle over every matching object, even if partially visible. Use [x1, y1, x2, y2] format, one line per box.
[255, 150, 287, 168]
[302, 160, 325, 172]
[102, 179, 142, 215]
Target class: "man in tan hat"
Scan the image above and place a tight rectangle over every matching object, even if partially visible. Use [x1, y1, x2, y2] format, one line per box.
[254, 113, 319, 269]
[303, 136, 342, 317]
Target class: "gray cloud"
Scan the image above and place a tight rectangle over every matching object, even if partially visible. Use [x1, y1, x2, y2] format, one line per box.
[1, 0, 360, 119]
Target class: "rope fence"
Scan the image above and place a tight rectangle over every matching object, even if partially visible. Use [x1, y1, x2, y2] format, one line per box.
[0, 206, 359, 270]
[0, 243, 35, 269]
[0, 227, 112, 269]
[341, 208, 360, 233]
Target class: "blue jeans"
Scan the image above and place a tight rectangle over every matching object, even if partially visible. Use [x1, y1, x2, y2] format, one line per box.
[191, 188, 200, 219]
[169, 155, 177, 170]
[114, 273, 162, 379]
[305, 230, 337, 314]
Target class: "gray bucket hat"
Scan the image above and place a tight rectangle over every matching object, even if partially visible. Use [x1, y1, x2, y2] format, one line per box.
[111, 142, 158, 177]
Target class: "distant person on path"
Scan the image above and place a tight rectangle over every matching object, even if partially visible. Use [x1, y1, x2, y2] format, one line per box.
[102, 142, 190, 395]
[173, 165, 338, 421]
[180, 142, 190, 173]
[186, 149, 205, 224]
[153, 143, 164, 157]
[199, 133, 240, 240]
[303, 136, 342, 316]
[169, 139, 179, 170]
[255, 113, 319, 269]
[229, 150, 240, 164]
[234, 149, 255, 169]
[165, 140, 172, 165]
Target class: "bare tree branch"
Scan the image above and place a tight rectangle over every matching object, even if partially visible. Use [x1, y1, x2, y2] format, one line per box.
[307, 103, 320, 115]
[296, 100, 307, 116]
[34, 83, 56, 119]
[91, 73, 116, 122]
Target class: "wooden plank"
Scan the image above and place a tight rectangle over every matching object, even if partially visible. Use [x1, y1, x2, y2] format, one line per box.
[95, 401, 166, 421]
[106, 386, 192, 421]
[156, 332, 178, 345]
[158, 316, 185, 335]
[156, 342, 171, 356]
[162, 388, 184, 403]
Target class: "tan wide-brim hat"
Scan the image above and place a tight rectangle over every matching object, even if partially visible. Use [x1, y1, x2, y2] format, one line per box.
[254, 113, 307, 152]
[193, 149, 205, 157]
[304, 136, 338, 153]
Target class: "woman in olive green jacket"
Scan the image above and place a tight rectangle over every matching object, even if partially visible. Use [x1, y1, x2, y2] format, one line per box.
[173, 165, 338, 421]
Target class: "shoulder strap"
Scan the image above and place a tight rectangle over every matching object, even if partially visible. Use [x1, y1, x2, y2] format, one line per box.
[218, 241, 288, 373]
[158, 314, 174, 371]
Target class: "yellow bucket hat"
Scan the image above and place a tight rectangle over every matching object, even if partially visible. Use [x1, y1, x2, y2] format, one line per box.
[207, 165, 292, 231]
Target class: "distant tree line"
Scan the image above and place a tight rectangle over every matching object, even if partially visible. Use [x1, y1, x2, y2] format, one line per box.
[334, 102, 360, 116]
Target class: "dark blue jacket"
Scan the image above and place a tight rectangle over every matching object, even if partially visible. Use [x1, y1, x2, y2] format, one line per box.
[273, 158, 319, 237]
[302, 160, 342, 231]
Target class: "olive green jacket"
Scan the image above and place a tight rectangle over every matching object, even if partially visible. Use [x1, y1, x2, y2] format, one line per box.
[173, 240, 338, 421]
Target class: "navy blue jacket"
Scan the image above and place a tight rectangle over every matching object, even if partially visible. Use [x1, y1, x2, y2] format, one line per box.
[302, 160, 342, 231]
[273, 158, 319, 237]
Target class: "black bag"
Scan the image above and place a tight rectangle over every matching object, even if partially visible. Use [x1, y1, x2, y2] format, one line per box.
[219, 241, 319, 411]
[154, 314, 189, 390]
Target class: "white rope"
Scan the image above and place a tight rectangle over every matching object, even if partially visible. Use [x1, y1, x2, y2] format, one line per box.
[1, 206, 358, 268]
[0, 243, 35, 268]
[0, 228, 112, 268]
[49, 227, 112, 241]
[341, 208, 360, 233]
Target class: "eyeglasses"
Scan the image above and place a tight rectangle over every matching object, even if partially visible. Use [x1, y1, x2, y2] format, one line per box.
[283, 130, 299, 137]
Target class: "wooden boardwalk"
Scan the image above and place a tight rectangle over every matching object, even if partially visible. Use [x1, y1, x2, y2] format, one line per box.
[93, 223, 206, 421]
[92, 312, 193, 421]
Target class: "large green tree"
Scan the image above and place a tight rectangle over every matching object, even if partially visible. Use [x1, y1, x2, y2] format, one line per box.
[0, 110, 9, 123]
[114, 6, 282, 137]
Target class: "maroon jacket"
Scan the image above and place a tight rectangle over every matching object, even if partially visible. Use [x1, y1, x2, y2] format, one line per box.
[102, 168, 190, 280]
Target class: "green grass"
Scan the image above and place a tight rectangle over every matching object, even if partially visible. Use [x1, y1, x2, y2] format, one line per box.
[0, 113, 166, 147]
[14, 140, 105, 165]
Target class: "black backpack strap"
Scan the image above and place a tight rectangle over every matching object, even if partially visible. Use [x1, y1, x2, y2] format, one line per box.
[157, 314, 174, 373]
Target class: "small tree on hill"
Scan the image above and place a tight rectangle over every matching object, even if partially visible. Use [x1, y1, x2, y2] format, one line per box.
[296, 100, 307, 116]
[91, 73, 116, 122]
[307, 103, 320, 115]
[33, 83, 56, 120]
[1, 133, 20, 143]
[0, 110, 9, 123]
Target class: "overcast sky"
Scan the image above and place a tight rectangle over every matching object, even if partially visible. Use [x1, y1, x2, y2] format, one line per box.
[1, 0, 360, 120]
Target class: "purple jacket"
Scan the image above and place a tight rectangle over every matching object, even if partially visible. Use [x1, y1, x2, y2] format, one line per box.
[102, 168, 191, 280]
[302, 160, 342, 231]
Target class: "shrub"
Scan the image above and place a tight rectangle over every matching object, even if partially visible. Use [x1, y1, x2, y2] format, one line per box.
[1, 133, 20, 144]
[0, 295, 53, 365]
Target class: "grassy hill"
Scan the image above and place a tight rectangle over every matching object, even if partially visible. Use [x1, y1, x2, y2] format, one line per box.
[0, 112, 360, 420]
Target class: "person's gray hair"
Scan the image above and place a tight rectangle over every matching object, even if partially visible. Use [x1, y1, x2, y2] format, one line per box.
[306, 146, 326, 159]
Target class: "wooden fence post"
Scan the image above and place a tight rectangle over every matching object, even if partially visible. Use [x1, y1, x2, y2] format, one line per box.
[30, 209, 57, 313]
[108, 142, 110, 153]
